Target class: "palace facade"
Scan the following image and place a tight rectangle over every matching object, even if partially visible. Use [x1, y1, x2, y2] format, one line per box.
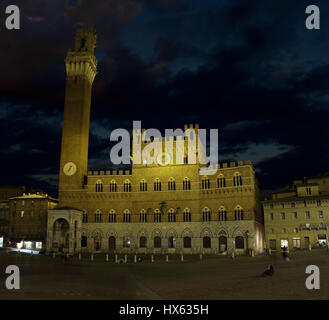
[46, 26, 264, 255]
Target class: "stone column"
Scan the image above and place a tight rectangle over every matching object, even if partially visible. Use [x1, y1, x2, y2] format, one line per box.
[88, 236, 94, 253]
[227, 237, 235, 254]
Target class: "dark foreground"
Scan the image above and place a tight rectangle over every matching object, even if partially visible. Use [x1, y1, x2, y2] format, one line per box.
[0, 249, 328, 300]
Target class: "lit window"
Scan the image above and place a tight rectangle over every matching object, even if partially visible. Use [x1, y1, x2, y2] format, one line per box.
[168, 236, 176, 248]
[123, 236, 131, 248]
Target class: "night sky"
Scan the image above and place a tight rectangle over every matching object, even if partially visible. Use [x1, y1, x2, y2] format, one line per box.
[0, 0, 328, 196]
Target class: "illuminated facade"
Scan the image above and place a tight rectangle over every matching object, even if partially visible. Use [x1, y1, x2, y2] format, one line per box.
[46, 27, 264, 255]
[8, 193, 58, 250]
[263, 174, 329, 250]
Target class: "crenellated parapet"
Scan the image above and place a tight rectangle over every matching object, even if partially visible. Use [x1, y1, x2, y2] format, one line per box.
[88, 169, 132, 176]
[65, 26, 98, 85]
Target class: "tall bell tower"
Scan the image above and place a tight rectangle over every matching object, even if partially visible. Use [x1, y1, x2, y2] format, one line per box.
[58, 26, 97, 204]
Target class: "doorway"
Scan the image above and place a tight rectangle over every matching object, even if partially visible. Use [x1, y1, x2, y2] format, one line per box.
[108, 236, 116, 252]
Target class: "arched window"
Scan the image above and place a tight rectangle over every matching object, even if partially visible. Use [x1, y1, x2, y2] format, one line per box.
[218, 207, 227, 221]
[108, 236, 116, 251]
[154, 209, 161, 223]
[123, 236, 131, 248]
[95, 180, 103, 192]
[183, 208, 191, 222]
[217, 174, 226, 188]
[140, 179, 147, 192]
[183, 177, 191, 190]
[219, 236, 227, 252]
[202, 207, 211, 222]
[168, 236, 176, 248]
[123, 209, 131, 223]
[140, 236, 147, 248]
[154, 236, 161, 248]
[109, 209, 116, 223]
[235, 236, 244, 249]
[124, 179, 132, 192]
[183, 236, 191, 248]
[82, 212, 88, 223]
[168, 177, 176, 191]
[154, 178, 161, 191]
[94, 209, 102, 223]
[202, 176, 210, 190]
[233, 172, 242, 187]
[234, 205, 244, 220]
[109, 180, 117, 192]
[168, 208, 176, 222]
[81, 236, 87, 247]
[203, 236, 211, 248]
[140, 209, 147, 223]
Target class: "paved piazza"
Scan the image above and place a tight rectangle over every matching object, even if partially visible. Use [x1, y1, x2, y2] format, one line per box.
[0, 249, 329, 300]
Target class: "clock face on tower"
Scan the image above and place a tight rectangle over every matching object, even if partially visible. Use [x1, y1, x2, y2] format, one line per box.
[156, 152, 171, 166]
[63, 162, 77, 176]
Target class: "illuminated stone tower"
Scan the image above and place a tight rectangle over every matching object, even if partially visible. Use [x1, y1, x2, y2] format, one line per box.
[58, 26, 97, 204]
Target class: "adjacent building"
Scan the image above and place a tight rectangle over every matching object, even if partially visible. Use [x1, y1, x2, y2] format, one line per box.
[8, 193, 58, 250]
[0, 186, 27, 247]
[263, 173, 329, 250]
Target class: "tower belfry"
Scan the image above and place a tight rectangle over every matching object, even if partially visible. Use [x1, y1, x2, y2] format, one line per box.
[58, 26, 98, 204]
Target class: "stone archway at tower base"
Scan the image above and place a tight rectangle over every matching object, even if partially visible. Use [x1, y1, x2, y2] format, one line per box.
[46, 208, 83, 254]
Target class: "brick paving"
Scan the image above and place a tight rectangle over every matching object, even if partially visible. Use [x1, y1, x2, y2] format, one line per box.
[0, 249, 329, 299]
